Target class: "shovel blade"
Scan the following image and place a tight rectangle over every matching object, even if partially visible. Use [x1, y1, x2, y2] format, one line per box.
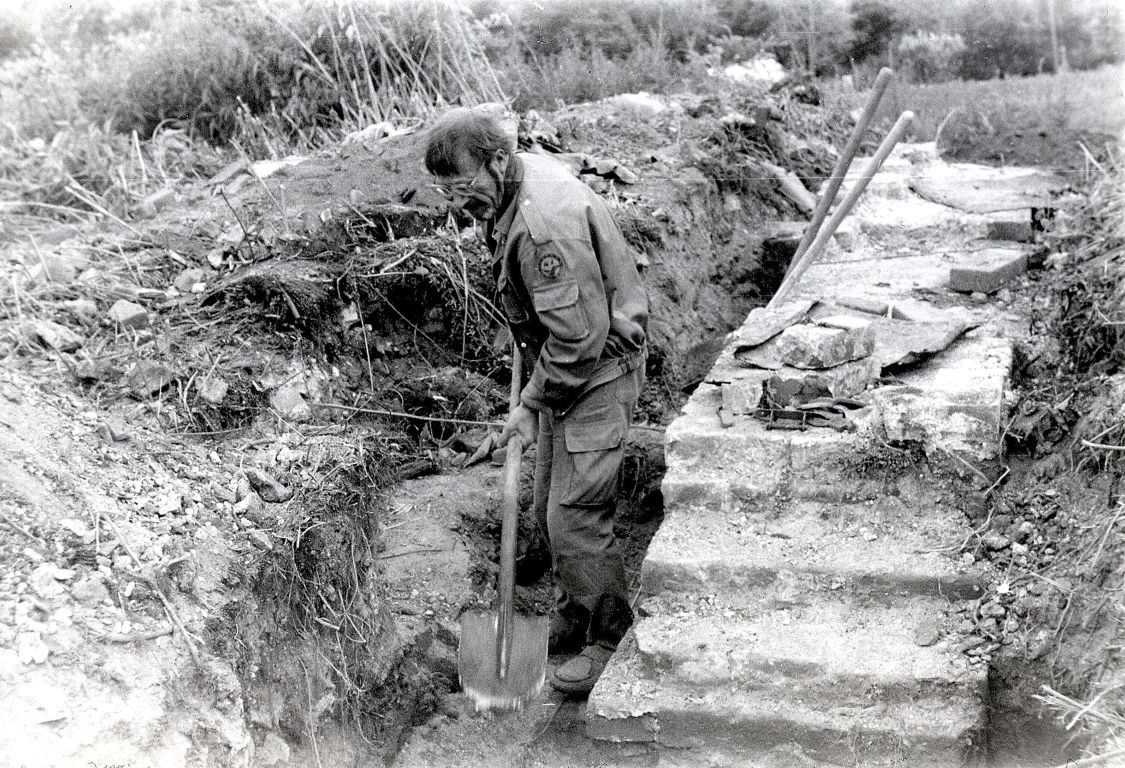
[458, 609, 549, 712]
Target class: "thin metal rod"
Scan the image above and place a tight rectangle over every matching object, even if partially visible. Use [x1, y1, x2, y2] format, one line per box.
[770, 110, 915, 306]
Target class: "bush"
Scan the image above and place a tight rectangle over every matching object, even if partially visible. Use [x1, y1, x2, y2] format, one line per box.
[497, 31, 707, 113]
[895, 31, 965, 83]
[83, 0, 504, 146]
[0, 14, 33, 60]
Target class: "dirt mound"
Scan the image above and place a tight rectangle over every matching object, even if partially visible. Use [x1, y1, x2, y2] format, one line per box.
[0, 86, 845, 765]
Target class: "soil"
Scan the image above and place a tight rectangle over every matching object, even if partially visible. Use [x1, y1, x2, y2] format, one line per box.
[1, 84, 1121, 767]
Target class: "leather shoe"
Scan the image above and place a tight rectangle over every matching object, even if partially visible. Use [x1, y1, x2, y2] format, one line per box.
[550, 643, 615, 695]
[548, 612, 586, 656]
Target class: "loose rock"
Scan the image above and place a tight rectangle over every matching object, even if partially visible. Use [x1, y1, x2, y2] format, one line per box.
[108, 299, 151, 329]
[26, 320, 85, 352]
[248, 530, 273, 551]
[982, 533, 1011, 551]
[776, 322, 873, 369]
[245, 468, 293, 503]
[196, 376, 229, 405]
[128, 361, 175, 397]
[913, 619, 942, 647]
[70, 574, 111, 607]
[63, 299, 99, 323]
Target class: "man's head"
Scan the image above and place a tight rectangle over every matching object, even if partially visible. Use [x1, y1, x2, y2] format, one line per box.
[424, 107, 515, 220]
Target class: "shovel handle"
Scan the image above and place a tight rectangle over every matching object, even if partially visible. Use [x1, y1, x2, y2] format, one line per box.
[496, 343, 523, 678]
[787, 67, 895, 272]
[770, 110, 915, 306]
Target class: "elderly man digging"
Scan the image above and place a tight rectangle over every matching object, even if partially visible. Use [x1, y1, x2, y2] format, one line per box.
[425, 108, 648, 695]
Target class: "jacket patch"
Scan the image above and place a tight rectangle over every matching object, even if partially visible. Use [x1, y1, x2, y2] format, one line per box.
[537, 252, 563, 281]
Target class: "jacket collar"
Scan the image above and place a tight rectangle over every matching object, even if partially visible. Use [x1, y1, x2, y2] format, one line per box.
[486, 153, 524, 257]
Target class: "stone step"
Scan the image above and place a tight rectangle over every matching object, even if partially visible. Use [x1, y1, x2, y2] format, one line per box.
[587, 633, 984, 768]
[630, 599, 985, 708]
[641, 500, 986, 603]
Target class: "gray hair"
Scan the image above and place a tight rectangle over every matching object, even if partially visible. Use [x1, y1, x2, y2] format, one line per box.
[424, 107, 516, 176]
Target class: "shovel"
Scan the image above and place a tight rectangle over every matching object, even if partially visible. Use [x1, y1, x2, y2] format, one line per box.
[458, 345, 549, 711]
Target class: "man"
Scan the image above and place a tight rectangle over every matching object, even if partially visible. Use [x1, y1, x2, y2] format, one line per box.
[425, 108, 648, 695]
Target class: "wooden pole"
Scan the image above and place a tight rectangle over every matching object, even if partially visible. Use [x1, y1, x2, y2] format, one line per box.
[769, 111, 915, 307]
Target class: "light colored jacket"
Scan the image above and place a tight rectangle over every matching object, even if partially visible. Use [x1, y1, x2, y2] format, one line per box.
[488, 153, 648, 415]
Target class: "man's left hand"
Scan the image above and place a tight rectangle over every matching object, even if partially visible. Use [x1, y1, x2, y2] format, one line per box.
[497, 403, 538, 450]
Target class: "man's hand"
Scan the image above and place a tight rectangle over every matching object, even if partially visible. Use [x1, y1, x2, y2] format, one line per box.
[497, 403, 538, 449]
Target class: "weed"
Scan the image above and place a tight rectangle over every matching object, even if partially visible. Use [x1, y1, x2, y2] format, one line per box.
[822, 65, 1125, 168]
[87, 0, 503, 147]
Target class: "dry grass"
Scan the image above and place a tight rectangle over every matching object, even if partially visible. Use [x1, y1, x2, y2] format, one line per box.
[824, 65, 1125, 167]
[1051, 147, 1125, 376]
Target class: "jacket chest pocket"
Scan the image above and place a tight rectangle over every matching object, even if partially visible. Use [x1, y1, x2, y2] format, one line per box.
[532, 280, 589, 342]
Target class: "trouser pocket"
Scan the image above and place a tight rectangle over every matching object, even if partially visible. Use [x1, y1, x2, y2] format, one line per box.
[561, 417, 625, 507]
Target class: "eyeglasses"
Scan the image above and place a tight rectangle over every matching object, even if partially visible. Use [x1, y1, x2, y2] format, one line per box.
[431, 162, 487, 199]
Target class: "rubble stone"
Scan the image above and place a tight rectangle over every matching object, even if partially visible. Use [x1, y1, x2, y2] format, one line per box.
[173, 268, 206, 293]
[70, 574, 110, 606]
[245, 468, 293, 503]
[26, 320, 84, 352]
[196, 376, 229, 405]
[108, 299, 151, 329]
[776, 323, 873, 369]
[766, 356, 880, 402]
[127, 361, 174, 397]
[269, 381, 311, 421]
[63, 299, 99, 323]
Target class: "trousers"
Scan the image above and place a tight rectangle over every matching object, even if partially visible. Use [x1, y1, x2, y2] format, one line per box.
[532, 366, 641, 648]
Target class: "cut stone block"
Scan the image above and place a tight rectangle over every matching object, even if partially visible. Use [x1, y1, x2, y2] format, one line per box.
[777, 323, 873, 369]
[641, 499, 986, 603]
[985, 219, 1032, 242]
[869, 336, 1012, 461]
[631, 600, 984, 707]
[108, 299, 151, 329]
[588, 633, 983, 767]
[949, 249, 1028, 294]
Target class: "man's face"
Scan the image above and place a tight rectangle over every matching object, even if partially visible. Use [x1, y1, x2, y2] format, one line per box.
[433, 148, 507, 221]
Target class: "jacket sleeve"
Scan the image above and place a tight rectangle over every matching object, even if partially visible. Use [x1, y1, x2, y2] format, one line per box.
[514, 229, 610, 413]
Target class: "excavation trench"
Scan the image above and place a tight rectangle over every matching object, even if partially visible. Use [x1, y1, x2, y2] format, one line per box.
[200, 114, 796, 763]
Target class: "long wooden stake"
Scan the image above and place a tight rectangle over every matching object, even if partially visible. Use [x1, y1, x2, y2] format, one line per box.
[786, 68, 895, 274]
[769, 110, 915, 306]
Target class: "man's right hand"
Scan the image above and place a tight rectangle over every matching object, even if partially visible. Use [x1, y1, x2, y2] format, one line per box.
[496, 403, 538, 449]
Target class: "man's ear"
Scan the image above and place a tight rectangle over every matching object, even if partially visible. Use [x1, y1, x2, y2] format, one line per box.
[488, 147, 509, 176]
